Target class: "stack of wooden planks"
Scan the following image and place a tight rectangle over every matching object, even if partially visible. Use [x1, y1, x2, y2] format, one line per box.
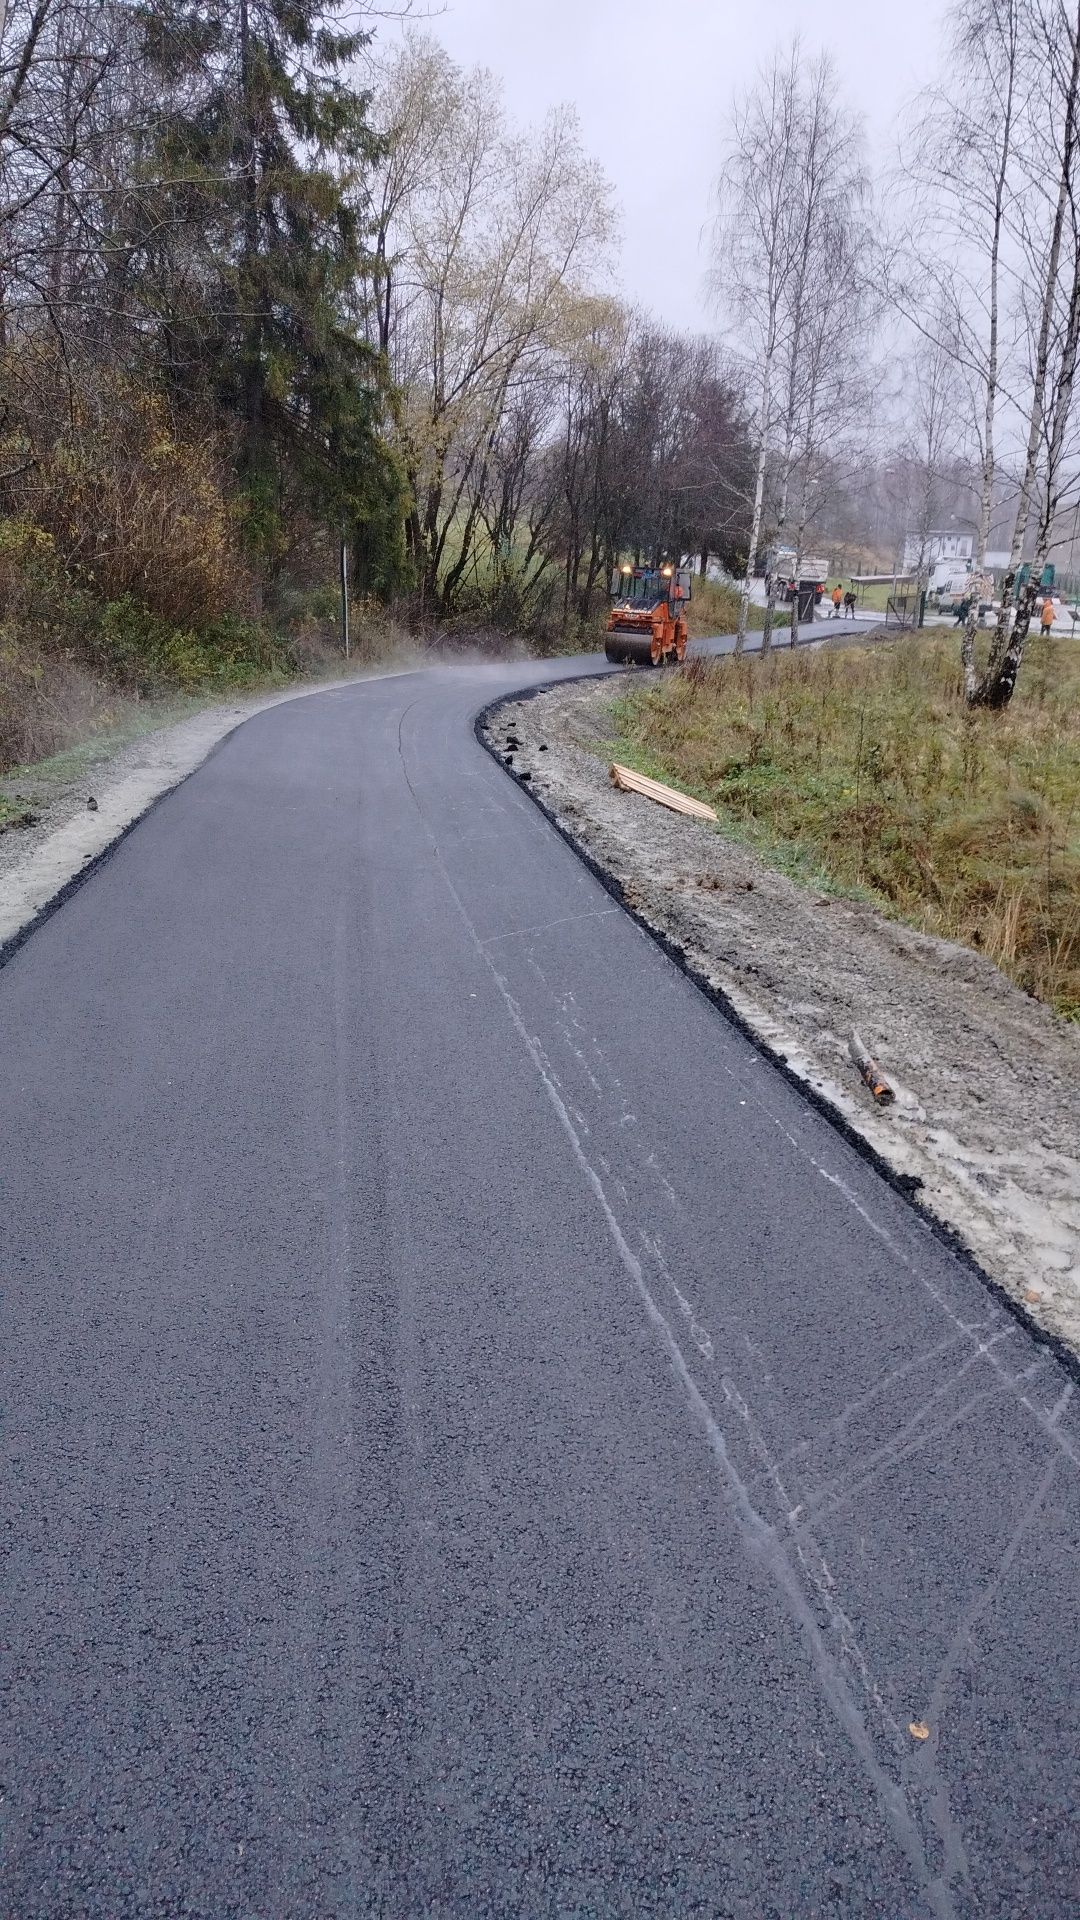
[609, 763, 718, 823]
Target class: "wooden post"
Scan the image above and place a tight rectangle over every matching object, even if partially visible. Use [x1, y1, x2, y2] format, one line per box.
[849, 1031, 895, 1106]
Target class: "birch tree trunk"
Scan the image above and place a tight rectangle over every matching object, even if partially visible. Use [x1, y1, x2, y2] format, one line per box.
[737, 383, 769, 654]
[961, 4, 1016, 701]
[973, 0, 1080, 705]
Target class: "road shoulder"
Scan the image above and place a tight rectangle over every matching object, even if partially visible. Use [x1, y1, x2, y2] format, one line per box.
[484, 676, 1080, 1361]
[0, 666, 417, 959]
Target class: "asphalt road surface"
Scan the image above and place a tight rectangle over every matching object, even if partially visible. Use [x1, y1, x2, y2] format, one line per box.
[2, 645, 1078, 1919]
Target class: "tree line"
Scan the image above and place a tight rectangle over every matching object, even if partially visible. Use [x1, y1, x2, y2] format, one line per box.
[0, 0, 752, 702]
[3, 0, 1077, 709]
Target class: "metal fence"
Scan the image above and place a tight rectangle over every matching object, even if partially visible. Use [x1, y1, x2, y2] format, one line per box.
[885, 592, 920, 630]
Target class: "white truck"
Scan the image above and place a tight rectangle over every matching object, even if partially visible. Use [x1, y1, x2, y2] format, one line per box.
[766, 547, 829, 584]
[931, 559, 972, 599]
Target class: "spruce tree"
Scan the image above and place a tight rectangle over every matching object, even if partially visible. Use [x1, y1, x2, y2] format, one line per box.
[136, 0, 404, 584]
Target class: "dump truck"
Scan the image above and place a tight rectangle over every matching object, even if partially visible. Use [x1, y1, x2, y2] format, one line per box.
[765, 547, 829, 587]
[605, 562, 692, 666]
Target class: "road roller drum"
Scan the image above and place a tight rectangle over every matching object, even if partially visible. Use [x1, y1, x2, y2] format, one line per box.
[605, 632, 662, 666]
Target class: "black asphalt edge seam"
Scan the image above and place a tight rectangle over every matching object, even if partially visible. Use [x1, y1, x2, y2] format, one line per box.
[475, 684, 1080, 1387]
[0, 730, 239, 975]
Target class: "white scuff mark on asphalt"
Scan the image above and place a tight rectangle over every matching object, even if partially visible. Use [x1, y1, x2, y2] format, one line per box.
[479, 905, 620, 946]
[911, 1442, 1063, 1905]
[789, 1362, 1023, 1532]
[817, 1166, 908, 1259]
[473, 946, 959, 1919]
[816, 1157, 1080, 1474]
[643, 1151, 680, 1208]
[1049, 1380, 1075, 1425]
[714, 1097, 1080, 1477]
[647, 1235, 714, 1361]
[394, 749, 961, 1920]
[778, 1328, 972, 1471]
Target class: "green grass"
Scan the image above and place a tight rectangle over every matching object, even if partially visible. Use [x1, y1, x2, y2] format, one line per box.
[0, 792, 36, 831]
[598, 724, 877, 904]
[845, 582, 898, 612]
[609, 632, 1080, 1018]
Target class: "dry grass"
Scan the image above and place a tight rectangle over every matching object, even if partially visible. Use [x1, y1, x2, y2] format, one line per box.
[684, 577, 788, 638]
[612, 632, 1080, 1017]
[0, 632, 126, 772]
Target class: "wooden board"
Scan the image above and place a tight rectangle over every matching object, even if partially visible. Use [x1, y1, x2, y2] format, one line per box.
[609, 763, 717, 822]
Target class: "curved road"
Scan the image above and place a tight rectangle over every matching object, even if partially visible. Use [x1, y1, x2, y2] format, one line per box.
[2, 653, 1078, 1918]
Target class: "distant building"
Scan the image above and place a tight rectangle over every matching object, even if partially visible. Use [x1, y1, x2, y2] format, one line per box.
[901, 524, 976, 572]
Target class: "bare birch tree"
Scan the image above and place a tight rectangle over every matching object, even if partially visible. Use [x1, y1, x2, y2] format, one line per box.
[785, 226, 876, 647]
[896, 0, 1030, 695]
[903, 321, 965, 606]
[709, 45, 804, 651]
[759, 56, 869, 651]
[900, 0, 1080, 704]
[979, 0, 1080, 703]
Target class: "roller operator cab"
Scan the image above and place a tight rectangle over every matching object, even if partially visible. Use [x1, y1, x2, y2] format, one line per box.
[605, 562, 692, 666]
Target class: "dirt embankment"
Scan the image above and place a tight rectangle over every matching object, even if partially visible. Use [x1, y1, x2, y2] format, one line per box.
[486, 677, 1080, 1358]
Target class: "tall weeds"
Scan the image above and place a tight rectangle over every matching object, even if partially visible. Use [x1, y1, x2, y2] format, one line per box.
[615, 635, 1080, 1016]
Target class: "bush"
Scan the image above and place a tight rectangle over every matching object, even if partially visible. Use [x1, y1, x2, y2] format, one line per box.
[95, 598, 288, 690]
[0, 515, 295, 774]
[3, 345, 251, 626]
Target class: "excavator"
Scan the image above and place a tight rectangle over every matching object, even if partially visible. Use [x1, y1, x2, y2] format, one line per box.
[605, 561, 692, 667]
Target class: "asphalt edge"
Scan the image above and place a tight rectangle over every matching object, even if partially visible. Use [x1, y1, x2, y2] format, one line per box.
[475, 682, 1080, 1387]
[0, 741, 233, 976]
[0, 666, 423, 977]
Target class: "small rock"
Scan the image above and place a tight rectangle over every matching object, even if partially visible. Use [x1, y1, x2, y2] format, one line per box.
[87, 796, 99, 811]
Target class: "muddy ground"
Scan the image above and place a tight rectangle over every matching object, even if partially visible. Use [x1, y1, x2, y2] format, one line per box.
[486, 676, 1080, 1359]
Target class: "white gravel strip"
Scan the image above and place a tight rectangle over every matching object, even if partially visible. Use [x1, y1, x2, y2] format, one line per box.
[0, 667, 417, 953]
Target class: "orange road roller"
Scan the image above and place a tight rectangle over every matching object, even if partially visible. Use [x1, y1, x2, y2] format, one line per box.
[605, 561, 692, 667]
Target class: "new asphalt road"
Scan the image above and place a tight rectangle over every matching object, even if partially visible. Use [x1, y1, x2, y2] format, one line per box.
[2, 647, 1078, 1918]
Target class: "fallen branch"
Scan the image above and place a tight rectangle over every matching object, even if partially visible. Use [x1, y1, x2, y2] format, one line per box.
[610, 763, 718, 822]
[849, 1030, 895, 1106]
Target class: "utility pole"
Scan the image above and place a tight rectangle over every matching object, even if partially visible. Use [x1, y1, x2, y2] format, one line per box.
[340, 531, 350, 659]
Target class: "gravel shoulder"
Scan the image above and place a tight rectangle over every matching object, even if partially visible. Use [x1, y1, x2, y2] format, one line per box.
[0, 661, 421, 954]
[486, 676, 1080, 1359]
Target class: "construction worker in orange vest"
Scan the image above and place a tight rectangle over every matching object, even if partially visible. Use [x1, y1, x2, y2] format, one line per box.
[831, 583, 843, 618]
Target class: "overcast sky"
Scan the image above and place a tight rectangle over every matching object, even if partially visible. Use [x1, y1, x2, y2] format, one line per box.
[385, 0, 948, 333]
